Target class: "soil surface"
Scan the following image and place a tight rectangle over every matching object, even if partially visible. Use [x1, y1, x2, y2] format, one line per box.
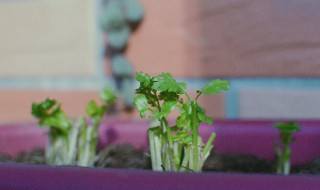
[1, 144, 320, 174]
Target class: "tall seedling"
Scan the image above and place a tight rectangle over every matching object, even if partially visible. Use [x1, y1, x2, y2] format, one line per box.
[134, 72, 230, 172]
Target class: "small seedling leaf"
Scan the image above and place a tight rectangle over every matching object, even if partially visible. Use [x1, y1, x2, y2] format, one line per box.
[273, 121, 301, 133]
[152, 73, 186, 94]
[200, 79, 230, 95]
[134, 94, 148, 118]
[135, 72, 151, 86]
[86, 100, 103, 118]
[100, 87, 116, 105]
[162, 100, 178, 115]
[196, 104, 213, 124]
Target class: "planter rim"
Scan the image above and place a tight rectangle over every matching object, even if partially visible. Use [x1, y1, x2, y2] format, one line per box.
[2, 119, 320, 164]
[1, 163, 320, 190]
[2, 120, 320, 189]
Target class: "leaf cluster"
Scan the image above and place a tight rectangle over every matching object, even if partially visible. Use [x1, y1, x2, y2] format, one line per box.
[134, 72, 230, 142]
[32, 98, 71, 138]
[273, 121, 301, 146]
[32, 88, 116, 140]
[86, 87, 116, 119]
[273, 121, 301, 133]
[134, 72, 230, 172]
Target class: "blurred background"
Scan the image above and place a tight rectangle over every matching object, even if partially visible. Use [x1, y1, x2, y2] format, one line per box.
[0, 0, 319, 124]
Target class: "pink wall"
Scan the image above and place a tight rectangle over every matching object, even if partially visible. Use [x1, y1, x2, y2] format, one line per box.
[1, 0, 320, 123]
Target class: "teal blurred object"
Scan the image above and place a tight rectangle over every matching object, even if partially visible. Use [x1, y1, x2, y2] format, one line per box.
[102, 0, 144, 50]
[101, 0, 144, 109]
[110, 54, 133, 77]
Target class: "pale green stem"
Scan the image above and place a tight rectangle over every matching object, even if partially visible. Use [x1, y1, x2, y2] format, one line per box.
[191, 101, 199, 172]
[203, 133, 216, 157]
[148, 128, 163, 171]
[180, 146, 190, 172]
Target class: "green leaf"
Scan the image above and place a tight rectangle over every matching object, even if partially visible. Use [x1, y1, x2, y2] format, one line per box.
[32, 98, 71, 137]
[200, 79, 230, 95]
[42, 112, 70, 132]
[273, 121, 301, 133]
[196, 104, 213, 125]
[158, 91, 179, 101]
[86, 100, 103, 118]
[197, 113, 213, 125]
[152, 100, 178, 120]
[135, 72, 151, 86]
[176, 112, 191, 130]
[162, 100, 178, 116]
[152, 73, 186, 94]
[152, 111, 167, 120]
[100, 87, 116, 105]
[134, 94, 148, 118]
[31, 98, 58, 119]
[135, 87, 158, 107]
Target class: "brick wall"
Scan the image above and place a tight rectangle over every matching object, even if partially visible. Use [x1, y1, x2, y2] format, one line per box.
[126, 0, 320, 120]
[1, 0, 320, 124]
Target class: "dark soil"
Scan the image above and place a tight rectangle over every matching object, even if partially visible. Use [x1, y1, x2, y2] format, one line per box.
[94, 144, 151, 169]
[1, 144, 320, 174]
[0, 148, 45, 165]
[203, 152, 273, 173]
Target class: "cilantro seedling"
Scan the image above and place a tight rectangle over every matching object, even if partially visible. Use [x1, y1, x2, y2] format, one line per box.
[134, 72, 230, 172]
[32, 87, 116, 166]
[273, 121, 301, 175]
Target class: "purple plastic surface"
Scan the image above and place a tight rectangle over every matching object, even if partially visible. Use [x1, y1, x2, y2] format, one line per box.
[1, 120, 320, 190]
[101, 120, 320, 164]
[1, 120, 320, 164]
[0, 122, 47, 156]
[1, 163, 320, 190]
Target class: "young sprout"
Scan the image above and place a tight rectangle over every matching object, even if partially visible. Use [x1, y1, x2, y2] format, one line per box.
[134, 72, 230, 172]
[31, 87, 116, 166]
[273, 121, 301, 175]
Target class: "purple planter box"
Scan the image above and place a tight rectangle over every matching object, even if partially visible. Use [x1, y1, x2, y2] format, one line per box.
[1, 120, 320, 190]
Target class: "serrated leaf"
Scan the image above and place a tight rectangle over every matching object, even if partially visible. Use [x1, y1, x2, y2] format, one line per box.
[197, 113, 213, 125]
[158, 91, 179, 101]
[162, 100, 178, 116]
[152, 73, 186, 94]
[135, 72, 151, 86]
[176, 112, 191, 130]
[134, 94, 148, 118]
[135, 86, 158, 107]
[196, 104, 213, 124]
[152, 111, 167, 120]
[200, 79, 230, 95]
